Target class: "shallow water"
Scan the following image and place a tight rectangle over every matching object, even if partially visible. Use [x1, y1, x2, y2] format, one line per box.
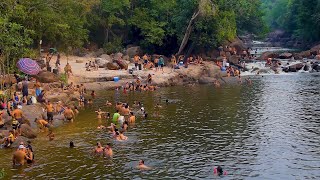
[1, 73, 320, 179]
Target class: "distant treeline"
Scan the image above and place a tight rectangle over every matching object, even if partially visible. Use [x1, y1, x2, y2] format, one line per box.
[262, 0, 320, 43]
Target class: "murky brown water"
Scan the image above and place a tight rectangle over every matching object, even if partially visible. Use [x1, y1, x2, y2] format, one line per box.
[1, 73, 320, 179]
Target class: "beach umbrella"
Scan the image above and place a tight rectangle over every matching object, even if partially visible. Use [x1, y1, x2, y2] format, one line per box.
[17, 58, 41, 75]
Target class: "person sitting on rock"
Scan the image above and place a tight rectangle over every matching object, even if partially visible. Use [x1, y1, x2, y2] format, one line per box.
[2, 130, 15, 147]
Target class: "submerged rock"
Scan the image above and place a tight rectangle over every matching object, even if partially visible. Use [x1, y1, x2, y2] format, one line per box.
[258, 51, 279, 60]
[279, 52, 293, 59]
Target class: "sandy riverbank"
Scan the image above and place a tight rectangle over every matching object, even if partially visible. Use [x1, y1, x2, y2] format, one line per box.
[47, 54, 234, 91]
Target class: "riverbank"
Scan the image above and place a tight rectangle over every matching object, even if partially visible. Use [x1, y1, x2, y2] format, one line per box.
[54, 54, 232, 90]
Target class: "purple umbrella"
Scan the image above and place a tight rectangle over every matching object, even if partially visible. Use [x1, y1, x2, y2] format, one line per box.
[17, 58, 41, 75]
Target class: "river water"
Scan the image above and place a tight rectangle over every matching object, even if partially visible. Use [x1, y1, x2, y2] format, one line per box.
[1, 73, 320, 179]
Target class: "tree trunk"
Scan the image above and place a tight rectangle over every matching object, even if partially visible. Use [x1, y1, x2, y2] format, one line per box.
[177, 10, 200, 56]
[183, 42, 195, 63]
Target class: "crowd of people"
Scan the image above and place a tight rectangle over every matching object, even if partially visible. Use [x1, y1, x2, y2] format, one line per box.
[0, 72, 158, 170]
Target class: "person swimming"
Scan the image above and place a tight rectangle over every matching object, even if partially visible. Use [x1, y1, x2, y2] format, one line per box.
[105, 100, 112, 106]
[214, 165, 227, 176]
[94, 142, 104, 154]
[137, 160, 151, 170]
[116, 130, 128, 141]
[103, 143, 113, 157]
[70, 141, 75, 148]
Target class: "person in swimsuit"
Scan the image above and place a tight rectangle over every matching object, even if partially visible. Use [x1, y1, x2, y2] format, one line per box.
[34, 118, 52, 132]
[45, 101, 54, 124]
[64, 106, 75, 122]
[12, 92, 20, 106]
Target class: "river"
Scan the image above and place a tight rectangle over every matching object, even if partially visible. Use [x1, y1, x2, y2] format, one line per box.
[1, 73, 320, 179]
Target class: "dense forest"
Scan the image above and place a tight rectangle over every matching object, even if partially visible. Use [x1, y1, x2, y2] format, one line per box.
[261, 0, 320, 43]
[0, 0, 265, 68]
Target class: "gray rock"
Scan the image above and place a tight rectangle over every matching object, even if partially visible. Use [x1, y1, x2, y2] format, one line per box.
[126, 46, 142, 58]
[95, 58, 111, 68]
[279, 52, 293, 59]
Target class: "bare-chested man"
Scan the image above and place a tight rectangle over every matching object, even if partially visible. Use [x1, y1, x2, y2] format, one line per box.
[12, 146, 28, 166]
[64, 106, 75, 122]
[12, 106, 23, 123]
[128, 112, 136, 123]
[34, 118, 52, 132]
[137, 160, 151, 170]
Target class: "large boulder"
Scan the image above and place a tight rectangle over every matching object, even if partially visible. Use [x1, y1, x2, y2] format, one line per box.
[258, 51, 279, 60]
[126, 46, 142, 58]
[299, 50, 311, 58]
[34, 71, 59, 83]
[123, 55, 130, 61]
[115, 60, 128, 70]
[310, 44, 320, 54]
[20, 124, 37, 139]
[279, 52, 293, 59]
[106, 62, 120, 70]
[229, 37, 247, 54]
[95, 58, 111, 68]
[228, 55, 240, 65]
[94, 48, 104, 57]
[114, 52, 123, 60]
[100, 54, 111, 59]
[293, 53, 303, 60]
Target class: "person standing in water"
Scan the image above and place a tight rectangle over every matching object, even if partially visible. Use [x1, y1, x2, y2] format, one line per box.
[45, 101, 54, 124]
[112, 110, 120, 126]
[95, 108, 106, 119]
[12, 146, 29, 166]
[128, 112, 136, 123]
[64, 106, 75, 122]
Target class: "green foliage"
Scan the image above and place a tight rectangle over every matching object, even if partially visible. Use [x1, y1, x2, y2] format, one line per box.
[59, 73, 68, 84]
[103, 37, 123, 54]
[0, 0, 266, 60]
[262, 0, 320, 42]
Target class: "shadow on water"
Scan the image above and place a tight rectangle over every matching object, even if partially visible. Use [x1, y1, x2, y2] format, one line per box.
[1, 74, 320, 179]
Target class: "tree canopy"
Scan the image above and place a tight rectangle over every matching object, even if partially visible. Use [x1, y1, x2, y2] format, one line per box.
[0, 0, 265, 70]
[262, 0, 320, 43]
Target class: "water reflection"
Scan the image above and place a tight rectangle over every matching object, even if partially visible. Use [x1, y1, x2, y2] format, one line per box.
[1, 74, 320, 179]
